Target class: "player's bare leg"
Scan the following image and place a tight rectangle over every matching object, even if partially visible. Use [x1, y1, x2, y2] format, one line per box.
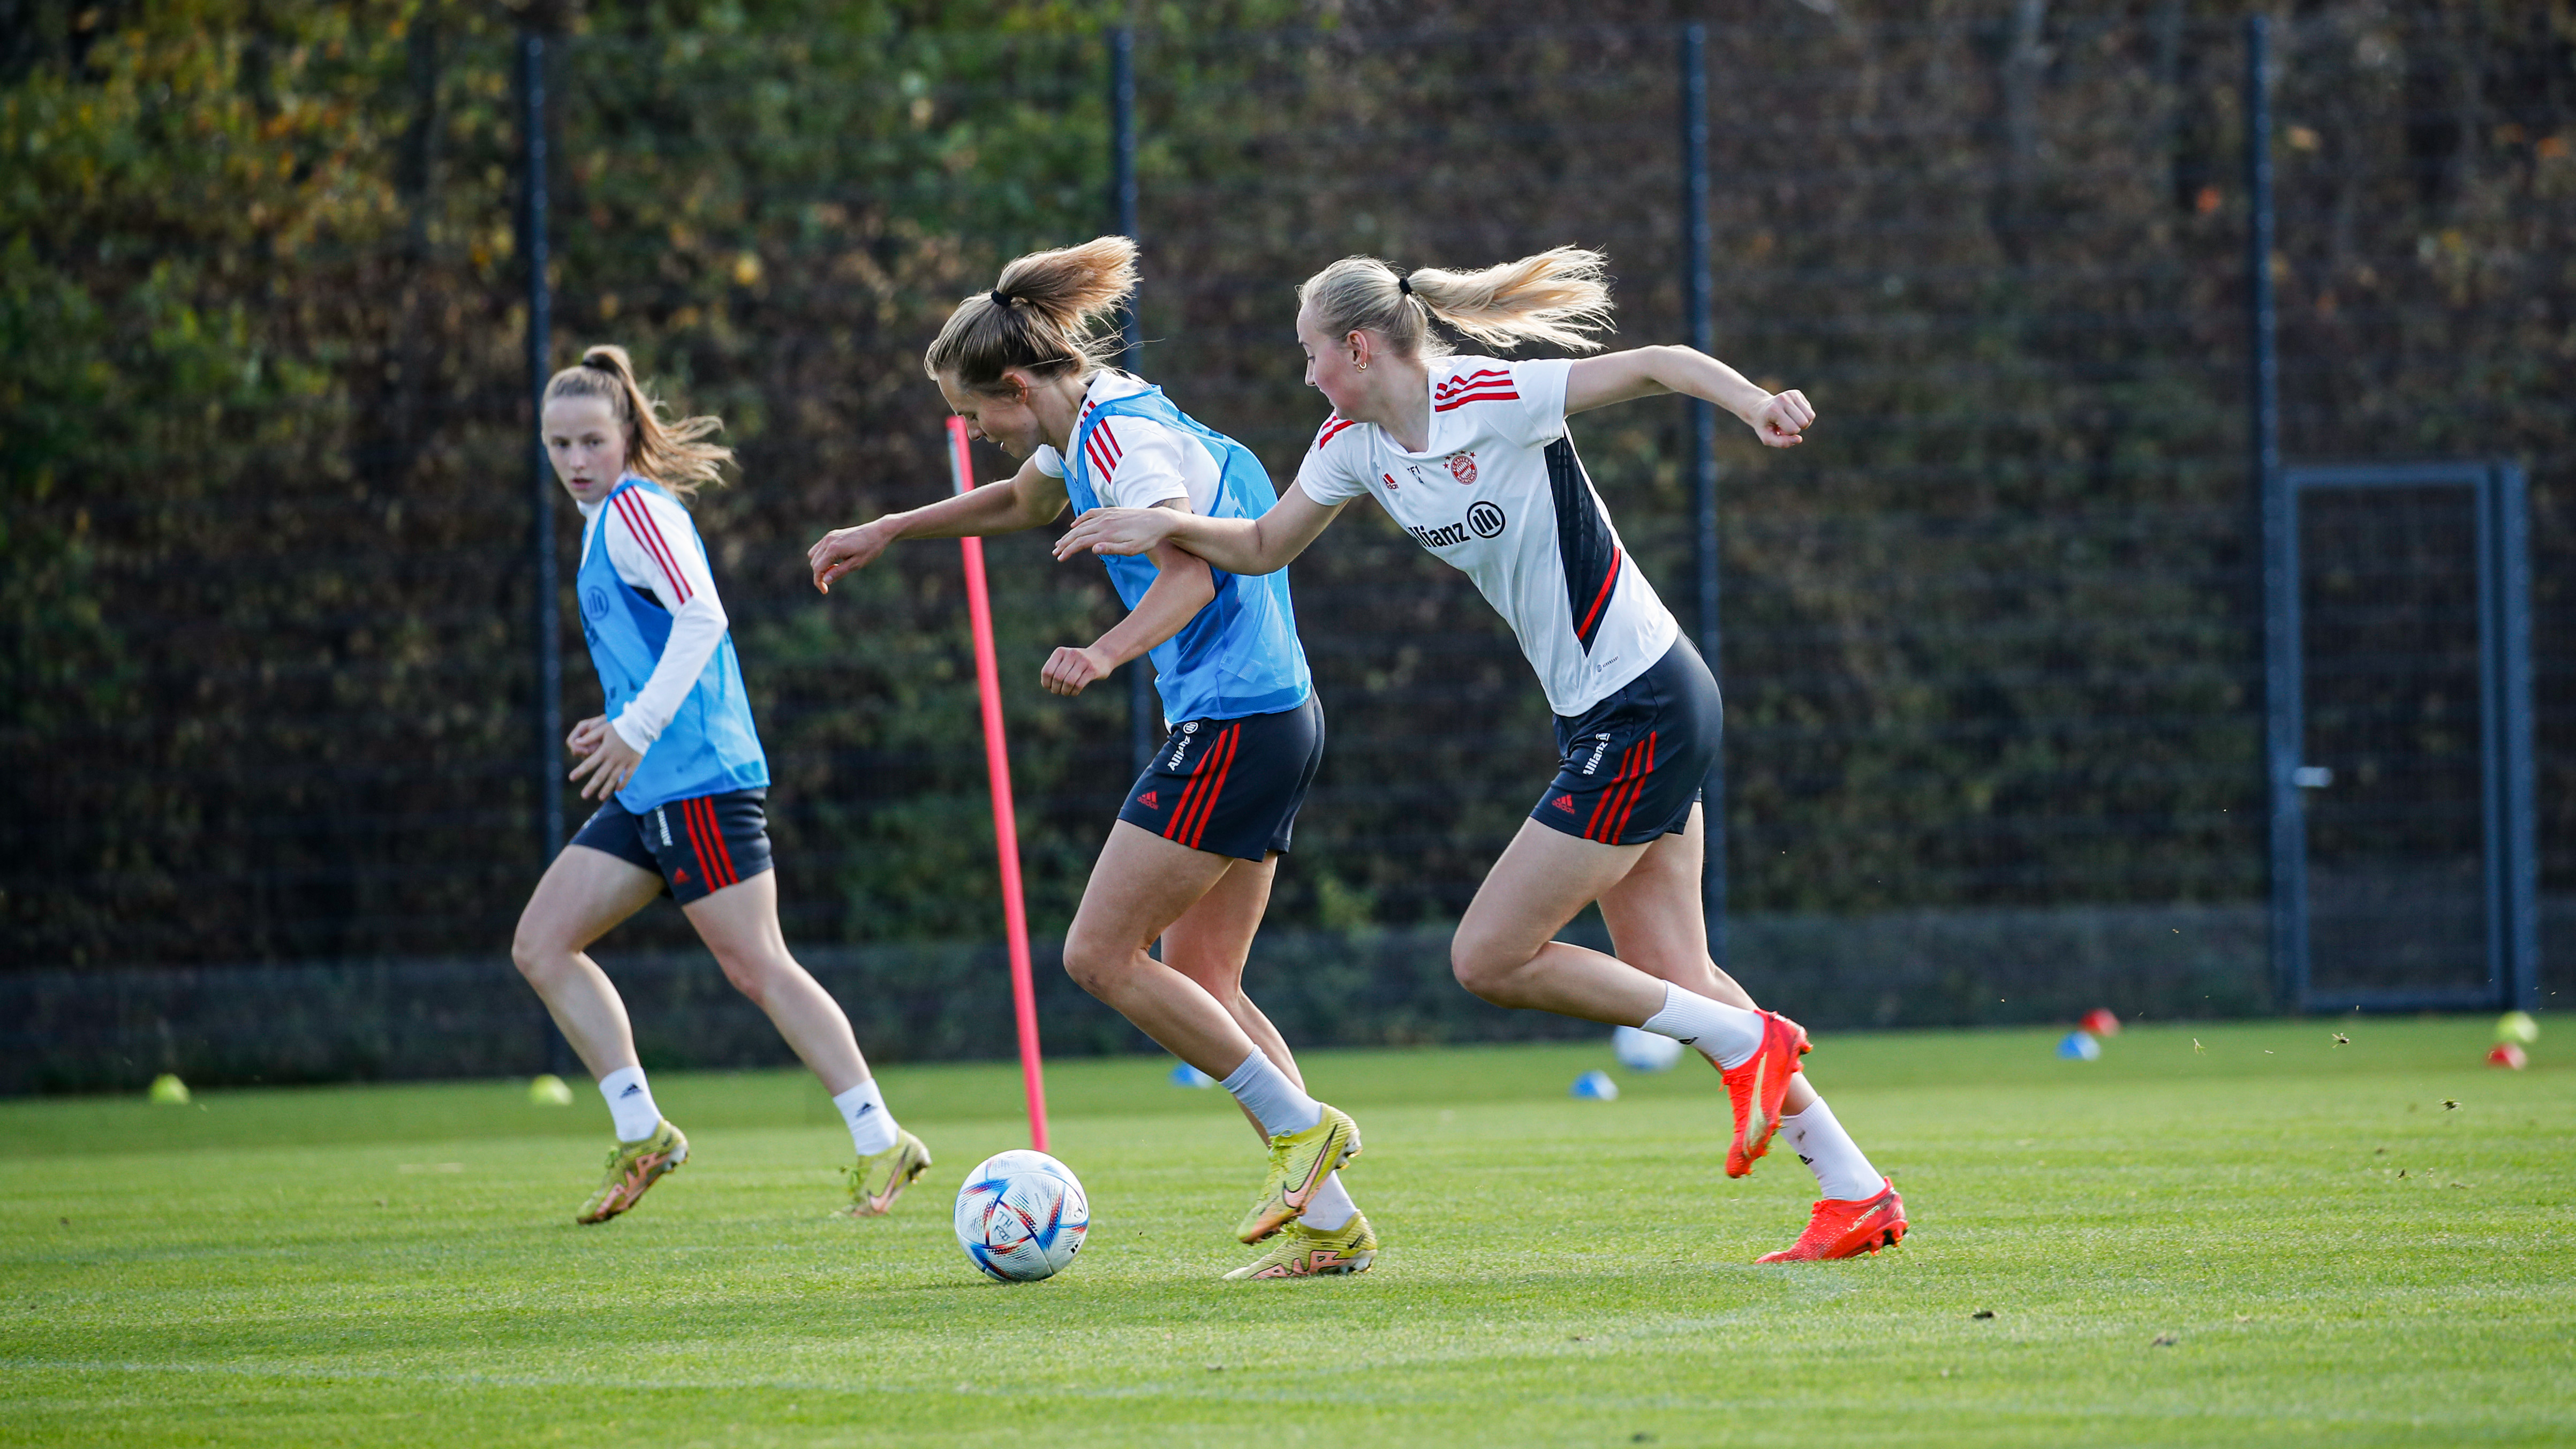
[684, 872, 867, 1094]
[1159, 850, 1372, 1272]
[1593, 804, 1895, 1249]
[1451, 817, 1806, 1175]
[1595, 806, 1819, 1118]
[685, 870, 927, 1215]
[1061, 824, 1278, 1075]
[510, 846, 688, 1222]
[1157, 851, 1298, 1141]
[510, 844, 665, 1079]
[1063, 824, 1362, 1249]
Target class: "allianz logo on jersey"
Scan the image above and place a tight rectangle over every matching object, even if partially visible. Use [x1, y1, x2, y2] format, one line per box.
[1404, 502, 1508, 549]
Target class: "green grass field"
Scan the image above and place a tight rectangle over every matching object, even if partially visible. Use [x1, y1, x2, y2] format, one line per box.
[3, 1017, 2571, 1446]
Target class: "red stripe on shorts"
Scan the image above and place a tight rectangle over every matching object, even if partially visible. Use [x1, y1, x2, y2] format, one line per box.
[1182, 724, 1242, 850]
[1607, 731, 1658, 842]
[1584, 743, 1642, 842]
[700, 797, 742, 888]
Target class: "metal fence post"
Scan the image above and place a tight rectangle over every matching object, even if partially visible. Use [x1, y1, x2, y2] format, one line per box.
[2488, 464, 2541, 1010]
[523, 25, 571, 1076]
[524, 28, 562, 865]
[1680, 22, 1726, 965]
[2245, 14, 2303, 1012]
[1111, 24, 1154, 780]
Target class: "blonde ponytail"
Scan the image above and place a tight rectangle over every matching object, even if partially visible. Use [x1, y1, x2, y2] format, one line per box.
[542, 345, 733, 500]
[1297, 246, 1616, 359]
[926, 236, 1139, 392]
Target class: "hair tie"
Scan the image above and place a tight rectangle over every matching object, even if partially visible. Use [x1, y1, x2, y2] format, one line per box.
[581, 353, 618, 370]
[1396, 274, 1413, 297]
[989, 290, 1012, 307]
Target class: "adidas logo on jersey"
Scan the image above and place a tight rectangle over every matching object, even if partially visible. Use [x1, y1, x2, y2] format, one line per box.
[1551, 793, 1576, 812]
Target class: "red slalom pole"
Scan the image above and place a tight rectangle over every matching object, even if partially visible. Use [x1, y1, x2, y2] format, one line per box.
[948, 416, 1051, 1152]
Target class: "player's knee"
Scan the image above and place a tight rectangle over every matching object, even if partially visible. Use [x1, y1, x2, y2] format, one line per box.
[509, 925, 565, 983]
[1448, 931, 1516, 1003]
[713, 950, 775, 1007]
[1059, 935, 1131, 999]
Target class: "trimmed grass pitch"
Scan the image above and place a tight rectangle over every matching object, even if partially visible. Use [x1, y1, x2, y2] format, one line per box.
[2, 1018, 2571, 1446]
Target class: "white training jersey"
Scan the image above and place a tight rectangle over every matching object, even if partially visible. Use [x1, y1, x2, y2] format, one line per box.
[1031, 371, 1221, 514]
[576, 483, 728, 751]
[1294, 355, 1679, 718]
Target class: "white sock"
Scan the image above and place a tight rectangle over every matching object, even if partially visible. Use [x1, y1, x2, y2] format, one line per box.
[1219, 1051, 1322, 1138]
[1781, 1098, 1883, 1201]
[832, 1079, 901, 1157]
[598, 1066, 662, 1142]
[1300, 1171, 1358, 1232]
[1640, 982, 1766, 1069]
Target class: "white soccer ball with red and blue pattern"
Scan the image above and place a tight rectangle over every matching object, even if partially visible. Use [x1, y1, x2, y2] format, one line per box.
[953, 1150, 1089, 1282]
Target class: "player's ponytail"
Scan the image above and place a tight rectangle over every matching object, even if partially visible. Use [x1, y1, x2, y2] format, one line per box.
[542, 345, 734, 500]
[1298, 246, 1616, 358]
[926, 236, 1139, 393]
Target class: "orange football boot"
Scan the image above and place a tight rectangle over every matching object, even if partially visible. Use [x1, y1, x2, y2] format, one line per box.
[1757, 1178, 1907, 1262]
[1719, 1010, 1810, 1177]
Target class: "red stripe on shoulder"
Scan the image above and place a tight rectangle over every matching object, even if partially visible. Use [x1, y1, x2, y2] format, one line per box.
[612, 492, 692, 603]
[1315, 416, 1359, 450]
[1432, 388, 1521, 414]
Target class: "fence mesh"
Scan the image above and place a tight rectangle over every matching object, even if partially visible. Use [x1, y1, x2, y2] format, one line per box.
[5, 3, 2572, 1085]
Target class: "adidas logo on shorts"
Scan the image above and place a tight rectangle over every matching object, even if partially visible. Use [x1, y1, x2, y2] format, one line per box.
[1551, 793, 1576, 812]
[1138, 790, 1160, 810]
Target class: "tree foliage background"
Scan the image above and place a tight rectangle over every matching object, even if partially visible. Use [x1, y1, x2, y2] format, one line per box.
[4, 0, 2570, 1006]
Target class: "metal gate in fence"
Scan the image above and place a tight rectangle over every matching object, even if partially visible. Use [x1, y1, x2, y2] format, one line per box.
[2265, 463, 2539, 1012]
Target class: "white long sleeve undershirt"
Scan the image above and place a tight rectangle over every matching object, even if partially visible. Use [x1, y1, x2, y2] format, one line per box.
[576, 485, 730, 753]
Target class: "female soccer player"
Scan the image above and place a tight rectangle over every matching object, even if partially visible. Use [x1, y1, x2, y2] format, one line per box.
[805, 238, 1374, 1280]
[511, 345, 931, 1226]
[1054, 248, 1905, 1262]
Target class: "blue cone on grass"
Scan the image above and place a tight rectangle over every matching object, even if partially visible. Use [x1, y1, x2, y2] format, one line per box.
[1570, 1070, 1621, 1100]
[2057, 1031, 2102, 1061]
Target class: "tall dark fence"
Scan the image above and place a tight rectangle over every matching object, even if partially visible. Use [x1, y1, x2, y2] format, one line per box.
[4, 4, 2569, 1090]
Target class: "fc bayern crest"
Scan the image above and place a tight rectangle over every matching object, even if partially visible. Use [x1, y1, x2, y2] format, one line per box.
[1448, 452, 1478, 485]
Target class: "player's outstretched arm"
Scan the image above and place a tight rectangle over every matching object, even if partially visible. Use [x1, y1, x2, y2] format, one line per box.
[809, 454, 1069, 592]
[1053, 487, 1344, 576]
[1563, 345, 1814, 448]
[1041, 524, 1216, 697]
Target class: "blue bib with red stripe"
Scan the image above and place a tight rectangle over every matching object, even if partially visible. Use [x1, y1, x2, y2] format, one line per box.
[1062, 384, 1312, 725]
[577, 477, 769, 810]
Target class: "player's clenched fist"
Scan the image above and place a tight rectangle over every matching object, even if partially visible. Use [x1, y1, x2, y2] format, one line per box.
[1052, 507, 1176, 562]
[1040, 644, 1114, 697]
[1752, 389, 1815, 448]
[808, 520, 892, 592]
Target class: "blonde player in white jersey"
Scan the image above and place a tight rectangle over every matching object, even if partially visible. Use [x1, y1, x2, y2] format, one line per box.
[1055, 248, 1904, 1262]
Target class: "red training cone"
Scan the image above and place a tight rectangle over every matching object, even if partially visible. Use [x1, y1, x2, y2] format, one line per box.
[2487, 1042, 2527, 1070]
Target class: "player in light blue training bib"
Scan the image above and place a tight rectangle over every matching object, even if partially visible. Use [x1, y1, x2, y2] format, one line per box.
[807, 237, 1376, 1281]
[511, 345, 931, 1228]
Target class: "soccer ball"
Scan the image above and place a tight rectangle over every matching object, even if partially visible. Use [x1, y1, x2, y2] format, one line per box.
[954, 1150, 1089, 1282]
[1612, 1025, 1685, 1073]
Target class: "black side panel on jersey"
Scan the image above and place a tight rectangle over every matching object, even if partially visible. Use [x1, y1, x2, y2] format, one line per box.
[1547, 437, 1622, 653]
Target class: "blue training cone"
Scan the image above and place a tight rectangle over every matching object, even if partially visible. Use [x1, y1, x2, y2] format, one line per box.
[1570, 1069, 1621, 1101]
[2057, 1031, 2102, 1061]
[1169, 1061, 1217, 1088]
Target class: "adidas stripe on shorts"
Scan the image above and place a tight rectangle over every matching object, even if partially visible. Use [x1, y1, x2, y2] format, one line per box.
[570, 787, 775, 904]
[1119, 694, 1325, 862]
[1530, 639, 1719, 847]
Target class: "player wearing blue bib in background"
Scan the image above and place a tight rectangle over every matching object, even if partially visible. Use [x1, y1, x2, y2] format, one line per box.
[512, 346, 931, 1228]
[807, 239, 1375, 1281]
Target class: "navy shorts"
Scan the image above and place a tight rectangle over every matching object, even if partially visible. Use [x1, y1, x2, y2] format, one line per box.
[569, 788, 775, 904]
[1531, 639, 1720, 846]
[1119, 694, 1325, 862]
